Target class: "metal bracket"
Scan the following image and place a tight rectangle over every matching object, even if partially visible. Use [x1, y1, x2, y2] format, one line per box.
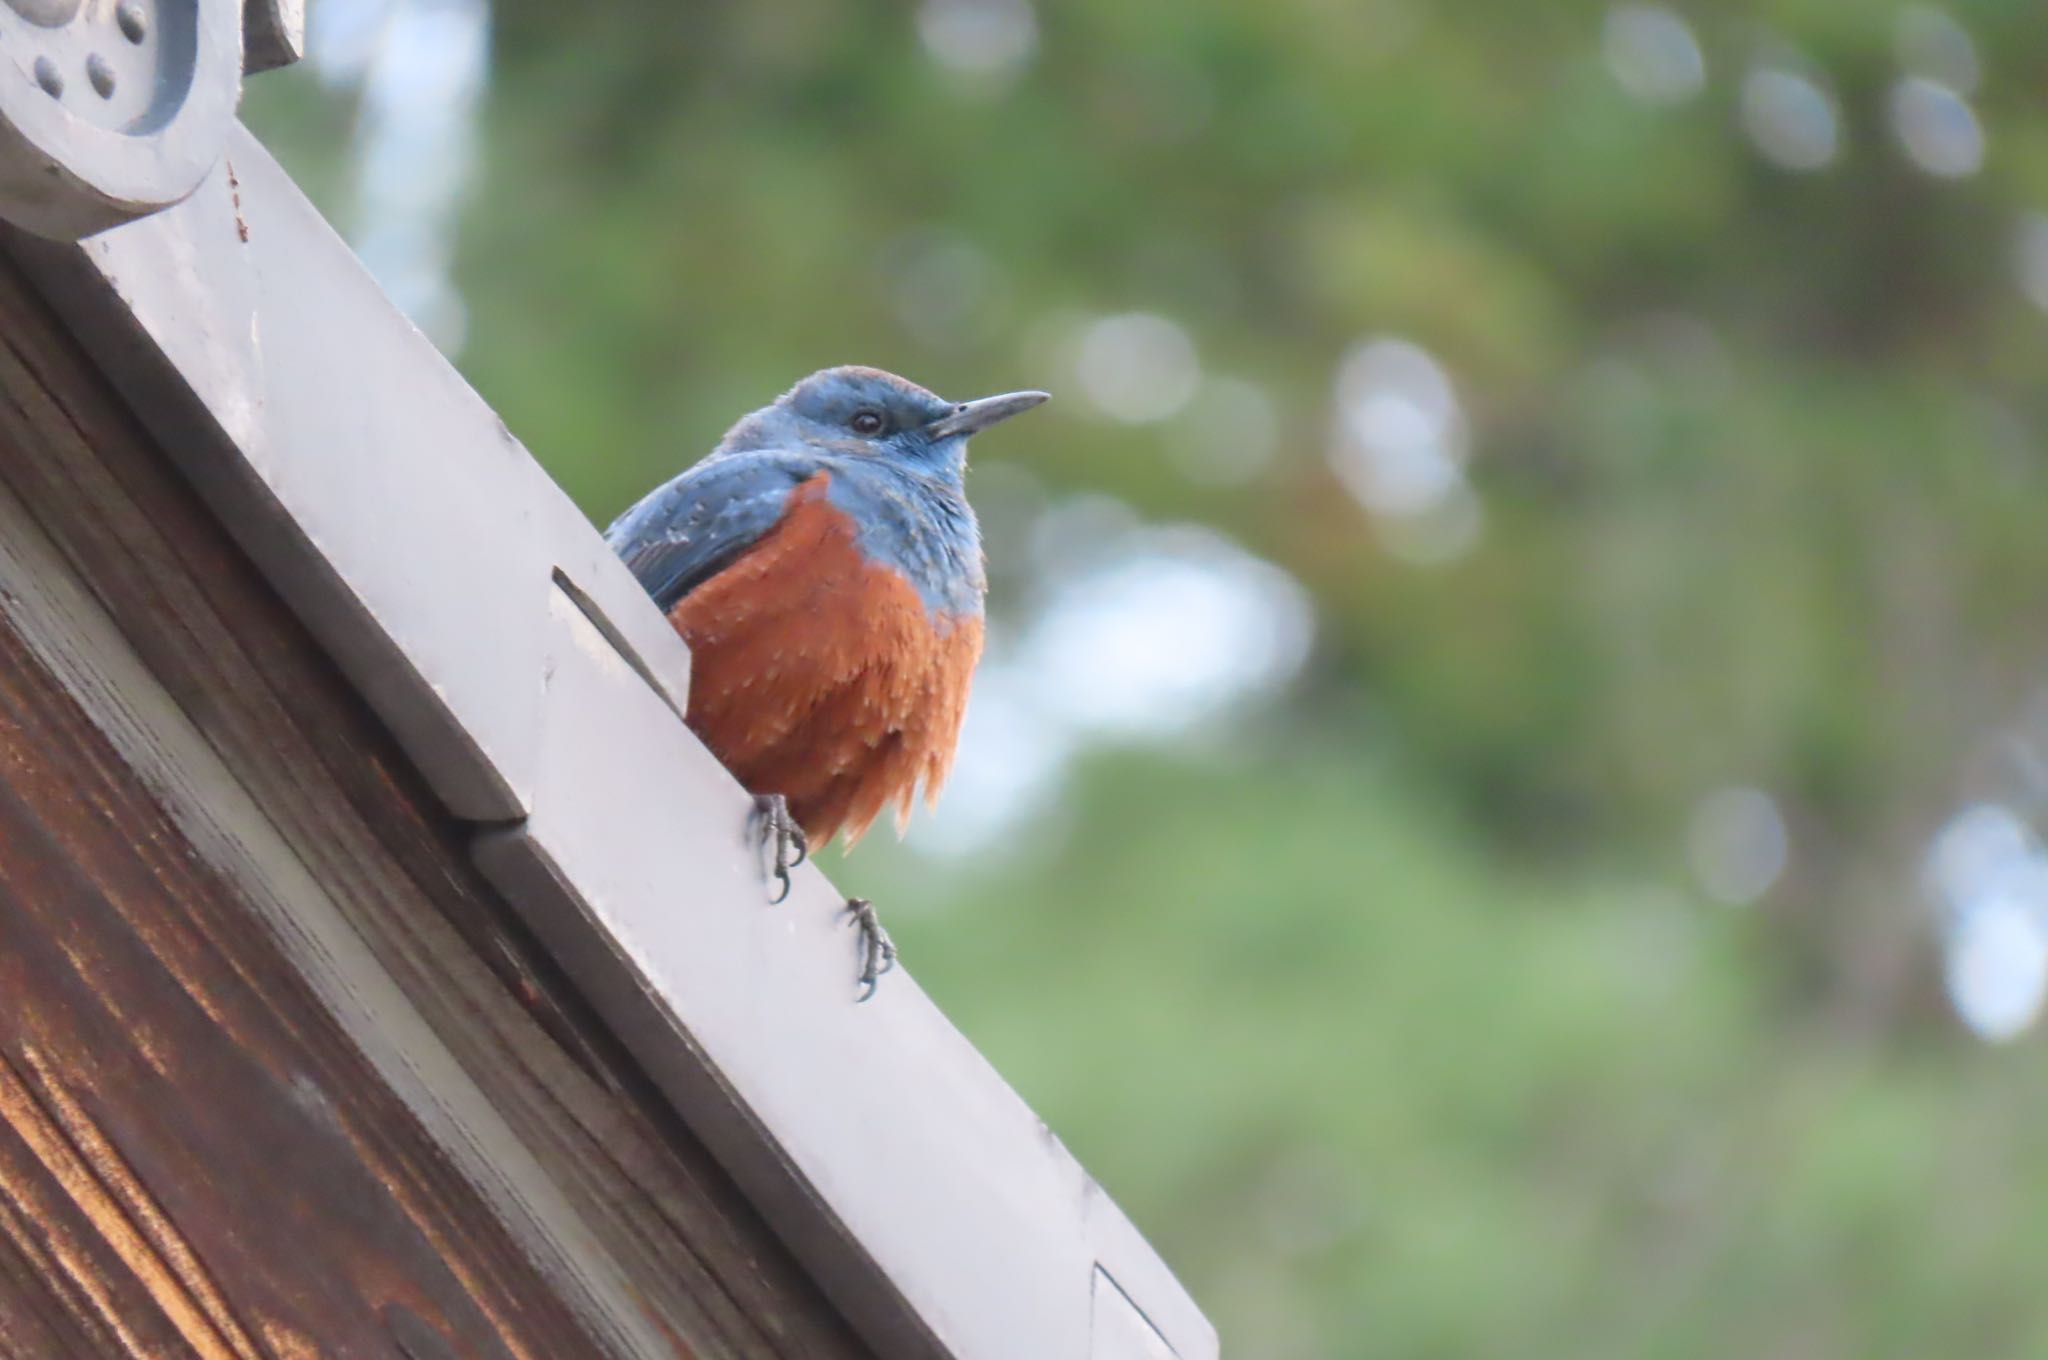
[0, 0, 243, 240]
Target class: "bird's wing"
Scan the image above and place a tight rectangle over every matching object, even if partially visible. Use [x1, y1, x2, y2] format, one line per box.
[604, 450, 821, 611]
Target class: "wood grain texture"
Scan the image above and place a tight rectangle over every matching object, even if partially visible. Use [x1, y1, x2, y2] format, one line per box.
[0, 584, 577, 1358]
[0, 241, 874, 1357]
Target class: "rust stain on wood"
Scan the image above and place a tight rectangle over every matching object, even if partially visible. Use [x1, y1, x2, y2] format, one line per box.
[0, 1047, 251, 1360]
[0, 1163, 137, 1358]
[259, 1318, 325, 1360]
[14, 1044, 268, 1360]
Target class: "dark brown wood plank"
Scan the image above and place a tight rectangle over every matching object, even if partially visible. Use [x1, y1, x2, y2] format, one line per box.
[0, 584, 577, 1358]
[0, 236, 873, 1356]
[0, 1049, 203, 1360]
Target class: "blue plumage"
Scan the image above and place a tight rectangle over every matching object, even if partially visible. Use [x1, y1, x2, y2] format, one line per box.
[607, 366, 1044, 619]
[606, 449, 817, 611]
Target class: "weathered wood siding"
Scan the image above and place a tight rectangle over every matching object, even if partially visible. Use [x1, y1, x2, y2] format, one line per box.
[0, 243, 873, 1359]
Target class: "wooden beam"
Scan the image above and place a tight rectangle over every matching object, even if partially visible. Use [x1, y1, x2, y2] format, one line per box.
[0, 242, 873, 1357]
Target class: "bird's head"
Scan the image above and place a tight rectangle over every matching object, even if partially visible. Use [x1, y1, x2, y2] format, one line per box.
[722, 366, 1048, 478]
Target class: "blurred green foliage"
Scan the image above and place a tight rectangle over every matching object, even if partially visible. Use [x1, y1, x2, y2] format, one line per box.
[246, 1, 2048, 1354]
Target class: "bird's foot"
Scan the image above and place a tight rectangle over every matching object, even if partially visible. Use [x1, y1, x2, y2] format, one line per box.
[844, 898, 897, 1002]
[751, 794, 808, 904]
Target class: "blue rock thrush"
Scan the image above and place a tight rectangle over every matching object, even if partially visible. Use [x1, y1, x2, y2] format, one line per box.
[606, 366, 1047, 997]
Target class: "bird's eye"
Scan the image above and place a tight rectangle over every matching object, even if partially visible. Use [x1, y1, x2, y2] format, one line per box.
[851, 409, 885, 436]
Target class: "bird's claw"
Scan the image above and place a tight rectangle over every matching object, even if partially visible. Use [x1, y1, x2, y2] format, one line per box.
[844, 898, 897, 1002]
[750, 801, 893, 999]
[751, 794, 808, 904]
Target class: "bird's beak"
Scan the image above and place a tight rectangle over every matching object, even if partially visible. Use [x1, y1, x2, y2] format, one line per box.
[926, 389, 1050, 440]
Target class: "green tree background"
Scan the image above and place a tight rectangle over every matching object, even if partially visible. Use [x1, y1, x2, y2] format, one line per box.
[250, 2, 2048, 1354]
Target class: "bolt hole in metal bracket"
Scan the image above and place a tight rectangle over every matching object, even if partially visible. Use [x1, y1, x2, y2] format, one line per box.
[0, 0, 289, 240]
[0, 24, 1217, 1360]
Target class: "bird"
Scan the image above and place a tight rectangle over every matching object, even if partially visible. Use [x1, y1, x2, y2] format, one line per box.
[605, 366, 1047, 998]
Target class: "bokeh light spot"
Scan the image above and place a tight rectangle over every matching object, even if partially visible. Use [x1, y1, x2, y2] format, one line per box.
[1945, 888, 2048, 1042]
[916, 510, 1315, 856]
[1741, 66, 1840, 172]
[1687, 786, 1789, 906]
[918, 0, 1039, 89]
[1602, 5, 1706, 107]
[1927, 803, 2048, 1042]
[1926, 802, 2035, 905]
[1889, 77, 1983, 178]
[1328, 337, 1467, 517]
[1076, 313, 1203, 424]
[1025, 525, 1316, 738]
[1328, 338, 1484, 565]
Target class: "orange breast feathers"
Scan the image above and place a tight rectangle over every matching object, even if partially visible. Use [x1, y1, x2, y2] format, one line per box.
[665, 472, 984, 847]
